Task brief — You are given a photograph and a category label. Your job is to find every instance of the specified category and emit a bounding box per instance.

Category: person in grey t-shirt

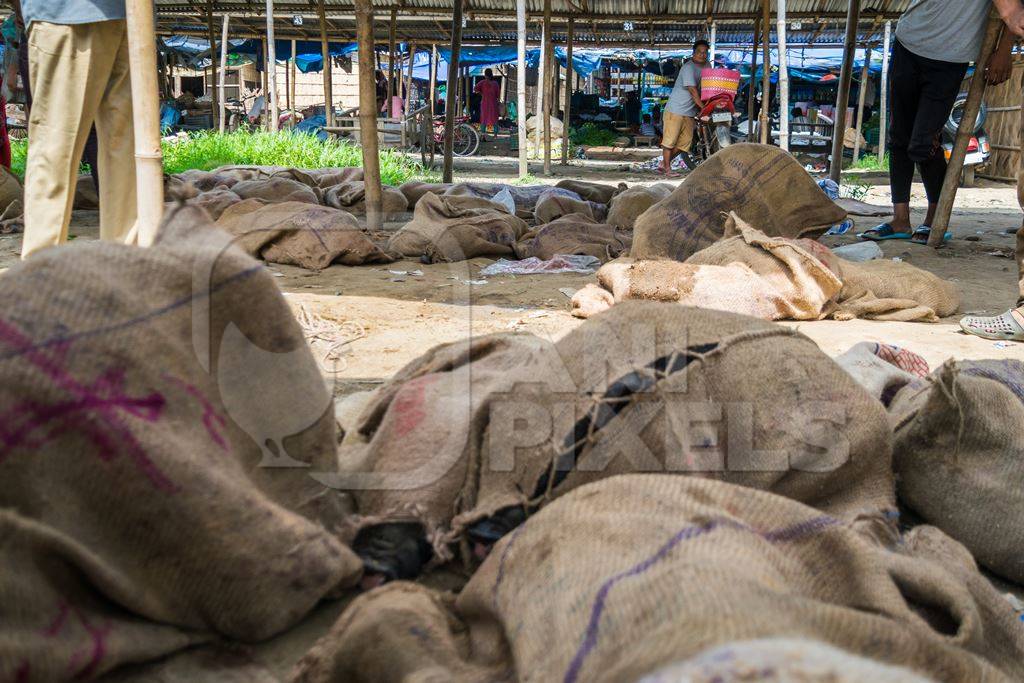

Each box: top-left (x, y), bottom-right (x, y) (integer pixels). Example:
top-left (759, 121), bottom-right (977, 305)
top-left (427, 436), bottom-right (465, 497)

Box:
top-left (860, 0), bottom-right (1021, 247)
top-left (19, 0), bottom-right (125, 26)
top-left (660, 40), bottom-right (708, 176)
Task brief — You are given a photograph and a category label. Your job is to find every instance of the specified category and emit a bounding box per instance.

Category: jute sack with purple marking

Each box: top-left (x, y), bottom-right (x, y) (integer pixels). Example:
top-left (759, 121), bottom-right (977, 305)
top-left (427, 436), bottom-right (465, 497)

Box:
top-left (513, 214), bottom-right (631, 262)
top-left (889, 359), bottom-right (1024, 584)
top-left (340, 301), bottom-right (895, 574)
top-left (0, 206), bottom-right (362, 681)
top-left (291, 476), bottom-right (1024, 683)
top-left (630, 143), bottom-right (847, 261)
top-left (216, 199), bottom-right (394, 270)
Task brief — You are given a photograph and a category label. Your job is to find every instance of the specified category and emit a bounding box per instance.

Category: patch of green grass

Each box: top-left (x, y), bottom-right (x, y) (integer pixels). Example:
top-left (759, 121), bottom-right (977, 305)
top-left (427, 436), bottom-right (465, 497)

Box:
top-left (9, 130), bottom-right (438, 186)
top-left (850, 153), bottom-right (889, 172)
top-left (569, 122), bottom-right (620, 147)
top-left (514, 174), bottom-right (539, 185)
top-left (841, 182), bottom-right (872, 202)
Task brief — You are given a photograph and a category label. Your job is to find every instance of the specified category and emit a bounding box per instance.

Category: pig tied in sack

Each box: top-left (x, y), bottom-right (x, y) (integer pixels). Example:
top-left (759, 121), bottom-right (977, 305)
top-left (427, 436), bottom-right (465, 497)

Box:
top-left (533, 190), bottom-right (607, 224)
top-left (334, 302), bottom-right (895, 582)
top-left (322, 181), bottom-right (409, 218)
top-left (0, 206), bottom-right (363, 682)
top-left (889, 359), bottom-right (1024, 585)
top-left (514, 213), bottom-right (631, 262)
top-left (292, 476), bottom-right (1024, 683)
top-left (216, 199), bottom-right (393, 270)
top-left (554, 179), bottom-right (627, 205)
top-left (387, 192), bottom-right (529, 262)
top-left (631, 143), bottom-right (848, 261)
top-left (605, 183), bottom-right (673, 231)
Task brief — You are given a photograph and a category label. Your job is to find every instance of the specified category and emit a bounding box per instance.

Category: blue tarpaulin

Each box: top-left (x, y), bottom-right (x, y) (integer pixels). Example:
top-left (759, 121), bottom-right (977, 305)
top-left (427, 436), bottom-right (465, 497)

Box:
top-left (160, 36), bottom-right (260, 70)
top-left (274, 40), bottom-right (358, 72)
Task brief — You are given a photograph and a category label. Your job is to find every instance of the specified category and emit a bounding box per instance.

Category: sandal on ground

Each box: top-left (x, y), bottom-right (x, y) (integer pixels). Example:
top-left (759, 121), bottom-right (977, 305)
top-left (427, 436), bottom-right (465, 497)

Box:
top-left (858, 223), bottom-right (911, 241)
top-left (910, 226), bottom-right (952, 245)
top-left (960, 308), bottom-right (1024, 342)
top-left (660, 170), bottom-right (682, 179)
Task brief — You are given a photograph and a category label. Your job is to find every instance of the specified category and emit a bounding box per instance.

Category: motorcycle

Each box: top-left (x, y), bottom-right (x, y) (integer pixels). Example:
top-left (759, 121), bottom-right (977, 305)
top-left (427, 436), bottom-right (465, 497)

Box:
top-left (691, 68), bottom-right (741, 166)
top-left (941, 93), bottom-right (990, 187)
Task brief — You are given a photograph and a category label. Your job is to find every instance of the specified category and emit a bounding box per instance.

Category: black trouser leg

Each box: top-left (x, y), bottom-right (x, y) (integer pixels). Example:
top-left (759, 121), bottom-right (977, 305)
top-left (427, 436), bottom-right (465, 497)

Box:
top-left (887, 41), bottom-right (920, 204)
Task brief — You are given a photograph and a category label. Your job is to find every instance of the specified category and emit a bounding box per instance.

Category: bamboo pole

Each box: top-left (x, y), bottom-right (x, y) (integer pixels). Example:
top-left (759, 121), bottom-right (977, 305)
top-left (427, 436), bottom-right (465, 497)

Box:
top-left (878, 20), bottom-right (891, 164)
top-left (710, 22), bottom-right (716, 63)
top-left (289, 39), bottom-right (297, 125)
top-left (542, 0), bottom-right (552, 175)
top-left (388, 9), bottom-right (397, 106)
top-left (429, 44), bottom-right (438, 118)
top-left (125, 0), bottom-right (164, 246)
top-left (562, 17), bottom-right (574, 165)
top-left (318, 0), bottom-right (334, 127)
top-left (354, 0), bottom-right (382, 230)
top-left (777, 0), bottom-right (789, 151)
top-left (852, 46), bottom-right (871, 163)
top-left (747, 18), bottom-right (759, 142)
top-left (535, 21), bottom-right (546, 153)
top-left (758, 0), bottom-right (770, 144)
top-left (828, 0), bottom-right (861, 182)
top-left (929, 15), bottom-right (1002, 247)
top-left (443, 0), bottom-right (464, 182)
top-left (261, 37), bottom-right (270, 130)
top-left (516, 0), bottom-right (528, 178)
top-left (206, 0), bottom-right (219, 130)
top-left (218, 14), bottom-right (230, 133)
top-left (403, 44), bottom-right (417, 148)
top-left (265, 0), bottom-right (279, 131)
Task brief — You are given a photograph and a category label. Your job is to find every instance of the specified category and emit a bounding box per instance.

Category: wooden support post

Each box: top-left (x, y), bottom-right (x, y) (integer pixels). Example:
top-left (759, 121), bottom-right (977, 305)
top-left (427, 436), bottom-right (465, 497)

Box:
top-left (354, 0), bottom-right (382, 230)
top-left (747, 18), bottom-right (759, 142)
top-left (290, 40), bottom-right (298, 124)
top-left (218, 14), bottom-right (229, 133)
top-left (710, 22), bottom-right (716, 63)
top-left (878, 20), bottom-right (891, 164)
top-left (542, 0), bottom-right (552, 175)
top-left (828, 0), bottom-right (861, 182)
top-left (265, 0), bottom-right (279, 131)
top-left (443, 0), bottom-right (464, 183)
top-left (429, 44), bottom-right (438, 118)
top-left (517, 0), bottom-right (528, 178)
top-left (388, 9), bottom-right (397, 105)
top-left (777, 0), bottom-right (789, 151)
top-left (535, 21), bottom-right (546, 153)
top-left (318, 0), bottom-right (334, 127)
top-left (206, 0), bottom-right (219, 130)
top-left (261, 37), bottom-right (270, 130)
top-left (125, 0), bottom-right (164, 246)
top-left (758, 0), bottom-right (770, 145)
top-left (852, 47), bottom-right (872, 163)
top-left (929, 15), bottom-right (1002, 247)
top-left (562, 18), bottom-right (574, 165)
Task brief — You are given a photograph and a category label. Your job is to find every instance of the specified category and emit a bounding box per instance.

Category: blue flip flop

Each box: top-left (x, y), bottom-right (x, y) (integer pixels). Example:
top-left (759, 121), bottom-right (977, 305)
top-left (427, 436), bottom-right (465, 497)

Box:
top-left (910, 226), bottom-right (952, 244)
top-left (857, 223), bottom-right (912, 241)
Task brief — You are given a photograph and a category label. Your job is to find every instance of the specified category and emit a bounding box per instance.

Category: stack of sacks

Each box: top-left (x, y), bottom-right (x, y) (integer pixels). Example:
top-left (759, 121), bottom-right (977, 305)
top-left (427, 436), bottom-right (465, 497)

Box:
top-left (0, 206), bottom-right (363, 681)
top-left (574, 213), bottom-right (960, 322)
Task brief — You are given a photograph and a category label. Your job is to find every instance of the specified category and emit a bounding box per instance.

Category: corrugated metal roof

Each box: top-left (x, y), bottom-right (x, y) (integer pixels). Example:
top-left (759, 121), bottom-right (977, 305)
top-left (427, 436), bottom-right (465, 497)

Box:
top-left (151, 1), bottom-right (911, 48)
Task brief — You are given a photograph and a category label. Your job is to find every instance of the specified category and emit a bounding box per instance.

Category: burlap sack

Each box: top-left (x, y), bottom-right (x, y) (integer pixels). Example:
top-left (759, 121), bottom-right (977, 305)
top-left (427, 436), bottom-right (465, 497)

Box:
top-left (534, 190), bottom-right (607, 224)
top-left (577, 214), bottom-right (842, 320)
top-left (834, 341), bottom-right (928, 405)
top-left (399, 181), bottom-right (453, 208)
top-left (889, 359), bottom-right (1024, 584)
top-left (293, 477), bottom-right (1024, 683)
top-left (387, 192), bottom-right (529, 262)
top-left (555, 179), bottom-right (627, 205)
top-left (73, 173), bottom-right (99, 210)
top-left (304, 167), bottom-right (363, 189)
top-left (340, 302), bottom-right (895, 577)
top-left (606, 183), bottom-right (673, 230)
top-left (0, 165), bottom-right (23, 216)
top-left (184, 188), bottom-right (244, 221)
top-left (631, 144), bottom-right (848, 261)
top-left (445, 183), bottom-right (567, 218)
top-left (216, 199), bottom-right (393, 270)
top-left (834, 259), bottom-right (961, 322)
top-left (230, 177), bottom-right (321, 205)
top-left (0, 206), bottom-right (362, 681)
top-left (322, 181), bottom-right (409, 217)
top-left (513, 213), bottom-right (630, 262)
top-left (211, 164), bottom-right (291, 183)
top-left (168, 169), bottom-right (239, 197)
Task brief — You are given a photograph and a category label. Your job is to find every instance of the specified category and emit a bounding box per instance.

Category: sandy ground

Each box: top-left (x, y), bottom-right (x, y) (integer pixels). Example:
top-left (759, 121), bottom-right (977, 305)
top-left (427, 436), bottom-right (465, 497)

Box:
top-left (1, 158), bottom-right (1021, 392)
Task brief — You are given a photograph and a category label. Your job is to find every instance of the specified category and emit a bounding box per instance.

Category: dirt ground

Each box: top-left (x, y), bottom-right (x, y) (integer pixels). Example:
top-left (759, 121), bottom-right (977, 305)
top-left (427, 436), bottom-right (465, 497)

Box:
top-left (1, 158), bottom-right (1021, 393)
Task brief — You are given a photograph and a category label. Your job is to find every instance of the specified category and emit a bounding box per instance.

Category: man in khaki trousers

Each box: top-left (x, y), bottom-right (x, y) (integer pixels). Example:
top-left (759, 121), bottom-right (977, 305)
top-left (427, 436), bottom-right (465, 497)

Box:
top-left (20, 1), bottom-right (136, 258)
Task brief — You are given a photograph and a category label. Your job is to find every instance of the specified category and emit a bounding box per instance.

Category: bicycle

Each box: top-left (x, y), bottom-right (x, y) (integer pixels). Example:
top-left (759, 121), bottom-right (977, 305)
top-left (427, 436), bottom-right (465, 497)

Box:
top-left (419, 114), bottom-right (480, 169)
